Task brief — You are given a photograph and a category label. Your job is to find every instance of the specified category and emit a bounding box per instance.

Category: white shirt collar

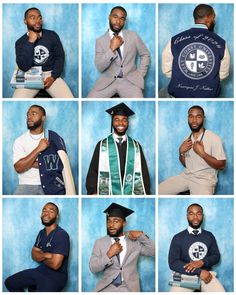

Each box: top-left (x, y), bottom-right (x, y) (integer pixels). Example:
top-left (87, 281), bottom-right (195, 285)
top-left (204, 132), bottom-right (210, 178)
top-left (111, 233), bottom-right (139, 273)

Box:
top-left (109, 29), bottom-right (124, 38)
top-left (187, 226), bottom-right (202, 235)
top-left (193, 23), bottom-right (208, 30)
top-left (111, 235), bottom-right (125, 242)
top-left (113, 133), bottom-right (127, 143)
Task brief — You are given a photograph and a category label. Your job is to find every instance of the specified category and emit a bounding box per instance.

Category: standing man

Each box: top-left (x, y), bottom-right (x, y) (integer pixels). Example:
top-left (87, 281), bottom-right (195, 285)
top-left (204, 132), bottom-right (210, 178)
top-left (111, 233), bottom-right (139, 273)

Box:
top-left (89, 203), bottom-right (155, 292)
top-left (86, 102), bottom-right (150, 195)
top-left (159, 105), bottom-right (226, 195)
top-left (13, 104), bottom-right (76, 195)
top-left (87, 6), bottom-right (150, 98)
top-left (162, 4), bottom-right (230, 98)
top-left (5, 202), bottom-right (70, 292)
top-left (168, 203), bottom-right (225, 292)
top-left (13, 7), bottom-right (74, 98)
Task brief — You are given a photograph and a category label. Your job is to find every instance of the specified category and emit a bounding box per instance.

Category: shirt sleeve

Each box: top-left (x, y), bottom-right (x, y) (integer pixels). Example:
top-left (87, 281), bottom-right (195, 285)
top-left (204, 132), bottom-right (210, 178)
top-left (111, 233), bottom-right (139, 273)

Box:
top-left (13, 137), bottom-right (26, 164)
top-left (211, 134), bottom-right (226, 160)
top-left (52, 230), bottom-right (70, 257)
top-left (219, 43), bottom-right (230, 80)
top-left (162, 40), bottom-right (173, 78)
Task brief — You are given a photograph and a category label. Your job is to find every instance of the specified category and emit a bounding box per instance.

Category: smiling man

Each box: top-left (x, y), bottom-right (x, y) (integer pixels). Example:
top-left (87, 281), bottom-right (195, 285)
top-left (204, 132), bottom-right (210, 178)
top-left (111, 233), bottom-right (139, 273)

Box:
top-left (13, 7), bottom-right (74, 98)
top-left (13, 104), bottom-right (75, 195)
top-left (159, 105), bottom-right (226, 195)
top-left (5, 202), bottom-right (70, 292)
top-left (87, 6), bottom-right (150, 98)
top-left (86, 102), bottom-right (150, 195)
top-left (168, 203), bottom-right (225, 292)
top-left (89, 203), bottom-right (155, 292)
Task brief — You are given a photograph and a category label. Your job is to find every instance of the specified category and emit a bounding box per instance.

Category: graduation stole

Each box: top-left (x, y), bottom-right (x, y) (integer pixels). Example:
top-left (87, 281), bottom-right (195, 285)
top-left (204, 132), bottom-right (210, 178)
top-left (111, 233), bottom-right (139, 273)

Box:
top-left (97, 134), bottom-right (146, 195)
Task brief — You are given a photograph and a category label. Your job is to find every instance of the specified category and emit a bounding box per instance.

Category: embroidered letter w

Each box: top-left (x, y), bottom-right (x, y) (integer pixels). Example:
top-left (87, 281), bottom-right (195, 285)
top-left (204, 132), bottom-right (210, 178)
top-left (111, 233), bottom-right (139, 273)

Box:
top-left (43, 154), bottom-right (59, 170)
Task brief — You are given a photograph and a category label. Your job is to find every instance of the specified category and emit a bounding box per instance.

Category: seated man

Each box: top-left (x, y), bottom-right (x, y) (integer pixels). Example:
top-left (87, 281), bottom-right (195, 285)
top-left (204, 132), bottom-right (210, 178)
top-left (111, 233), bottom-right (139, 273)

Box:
top-left (159, 105), bottom-right (226, 195)
top-left (5, 202), bottom-right (70, 292)
top-left (13, 7), bottom-right (74, 98)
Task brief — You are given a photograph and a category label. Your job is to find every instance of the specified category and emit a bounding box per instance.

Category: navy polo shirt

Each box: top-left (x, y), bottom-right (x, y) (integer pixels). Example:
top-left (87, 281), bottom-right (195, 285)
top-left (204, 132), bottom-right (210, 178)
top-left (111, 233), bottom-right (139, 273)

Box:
top-left (168, 25), bottom-right (225, 98)
top-left (38, 130), bottom-right (67, 195)
top-left (34, 226), bottom-right (70, 275)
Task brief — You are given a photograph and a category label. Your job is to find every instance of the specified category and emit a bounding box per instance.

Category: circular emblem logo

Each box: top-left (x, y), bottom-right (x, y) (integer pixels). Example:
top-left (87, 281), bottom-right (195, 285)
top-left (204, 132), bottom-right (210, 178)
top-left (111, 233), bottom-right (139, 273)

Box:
top-left (34, 45), bottom-right (49, 65)
top-left (178, 42), bottom-right (215, 80)
top-left (189, 242), bottom-right (208, 261)
top-left (125, 174), bottom-right (133, 182)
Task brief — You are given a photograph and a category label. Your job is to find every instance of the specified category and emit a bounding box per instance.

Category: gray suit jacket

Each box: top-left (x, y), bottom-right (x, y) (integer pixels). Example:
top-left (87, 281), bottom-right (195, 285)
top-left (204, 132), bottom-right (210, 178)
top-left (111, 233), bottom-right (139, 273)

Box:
top-left (93, 30), bottom-right (150, 91)
top-left (89, 234), bottom-right (155, 292)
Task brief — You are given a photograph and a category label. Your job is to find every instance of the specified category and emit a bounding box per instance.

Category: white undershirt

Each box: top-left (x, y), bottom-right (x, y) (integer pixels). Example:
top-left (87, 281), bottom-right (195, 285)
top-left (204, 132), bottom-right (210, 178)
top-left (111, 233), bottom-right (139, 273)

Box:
top-left (13, 130), bottom-right (44, 185)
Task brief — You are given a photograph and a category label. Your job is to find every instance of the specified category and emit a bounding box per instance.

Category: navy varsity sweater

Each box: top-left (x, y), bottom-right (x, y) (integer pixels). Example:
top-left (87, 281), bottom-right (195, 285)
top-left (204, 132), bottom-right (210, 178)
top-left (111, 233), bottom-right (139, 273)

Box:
top-left (15, 29), bottom-right (65, 79)
top-left (168, 26), bottom-right (225, 98)
top-left (168, 229), bottom-right (220, 276)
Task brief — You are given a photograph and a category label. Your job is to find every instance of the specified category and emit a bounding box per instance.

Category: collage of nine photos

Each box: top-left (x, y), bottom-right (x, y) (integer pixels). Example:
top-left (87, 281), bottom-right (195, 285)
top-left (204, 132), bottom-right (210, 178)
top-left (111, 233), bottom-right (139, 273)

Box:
top-left (0, 1), bottom-right (235, 293)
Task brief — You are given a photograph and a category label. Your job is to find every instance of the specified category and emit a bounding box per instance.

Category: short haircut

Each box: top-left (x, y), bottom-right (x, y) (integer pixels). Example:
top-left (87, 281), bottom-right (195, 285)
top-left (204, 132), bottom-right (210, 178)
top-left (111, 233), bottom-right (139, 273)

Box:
top-left (110, 6), bottom-right (127, 18)
top-left (193, 4), bottom-right (215, 21)
top-left (29, 105), bottom-right (46, 116)
top-left (24, 7), bottom-right (41, 19)
top-left (187, 203), bottom-right (203, 213)
top-left (45, 202), bottom-right (59, 214)
top-left (188, 105), bottom-right (205, 116)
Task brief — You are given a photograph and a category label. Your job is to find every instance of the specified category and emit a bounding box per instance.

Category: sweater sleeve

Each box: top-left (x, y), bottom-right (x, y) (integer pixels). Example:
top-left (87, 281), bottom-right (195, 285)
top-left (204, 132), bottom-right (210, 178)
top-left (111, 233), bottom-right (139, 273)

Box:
top-left (15, 38), bottom-right (35, 72)
top-left (51, 32), bottom-right (65, 79)
top-left (168, 235), bottom-right (201, 276)
top-left (202, 233), bottom-right (220, 268)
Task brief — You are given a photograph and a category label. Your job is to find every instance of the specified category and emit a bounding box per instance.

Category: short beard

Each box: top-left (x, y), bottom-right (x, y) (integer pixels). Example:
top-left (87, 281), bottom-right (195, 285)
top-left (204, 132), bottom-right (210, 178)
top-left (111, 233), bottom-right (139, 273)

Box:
top-left (188, 219), bottom-right (203, 229)
top-left (107, 226), bottom-right (123, 237)
top-left (27, 24), bottom-right (42, 33)
top-left (208, 22), bottom-right (215, 32)
top-left (188, 122), bottom-right (203, 133)
top-left (109, 20), bottom-right (124, 34)
top-left (41, 216), bottom-right (57, 227)
top-left (113, 126), bottom-right (128, 136)
top-left (27, 118), bottom-right (42, 130)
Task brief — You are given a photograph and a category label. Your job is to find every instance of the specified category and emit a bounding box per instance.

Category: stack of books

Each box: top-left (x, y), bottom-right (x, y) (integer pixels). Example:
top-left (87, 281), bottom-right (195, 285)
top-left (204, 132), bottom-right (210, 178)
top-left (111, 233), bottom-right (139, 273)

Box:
top-left (10, 66), bottom-right (44, 89)
top-left (169, 271), bottom-right (201, 290)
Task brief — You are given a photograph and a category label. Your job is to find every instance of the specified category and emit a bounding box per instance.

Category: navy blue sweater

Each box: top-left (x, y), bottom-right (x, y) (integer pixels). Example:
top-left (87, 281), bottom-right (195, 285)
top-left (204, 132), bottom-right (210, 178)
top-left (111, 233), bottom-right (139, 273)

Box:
top-left (15, 29), bottom-right (65, 79)
top-left (168, 229), bottom-right (220, 276)
top-left (168, 27), bottom-right (225, 98)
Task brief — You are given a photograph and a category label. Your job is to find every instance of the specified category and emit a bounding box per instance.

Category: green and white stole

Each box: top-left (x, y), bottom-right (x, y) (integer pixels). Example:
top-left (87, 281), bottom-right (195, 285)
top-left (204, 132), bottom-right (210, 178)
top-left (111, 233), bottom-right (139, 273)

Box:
top-left (97, 134), bottom-right (146, 195)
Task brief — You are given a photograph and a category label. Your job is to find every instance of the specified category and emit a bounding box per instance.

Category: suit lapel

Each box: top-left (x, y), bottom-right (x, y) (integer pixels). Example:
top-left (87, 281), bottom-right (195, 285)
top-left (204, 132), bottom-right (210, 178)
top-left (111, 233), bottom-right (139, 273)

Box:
top-left (122, 30), bottom-right (129, 62)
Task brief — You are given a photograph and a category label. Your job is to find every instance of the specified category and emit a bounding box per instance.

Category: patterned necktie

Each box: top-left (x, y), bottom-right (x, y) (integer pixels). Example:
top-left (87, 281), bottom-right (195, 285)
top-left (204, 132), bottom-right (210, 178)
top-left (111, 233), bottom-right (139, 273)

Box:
top-left (192, 229), bottom-right (199, 235)
top-left (113, 33), bottom-right (122, 60)
top-left (112, 237), bottom-right (122, 287)
top-left (117, 137), bottom-right (123, 146)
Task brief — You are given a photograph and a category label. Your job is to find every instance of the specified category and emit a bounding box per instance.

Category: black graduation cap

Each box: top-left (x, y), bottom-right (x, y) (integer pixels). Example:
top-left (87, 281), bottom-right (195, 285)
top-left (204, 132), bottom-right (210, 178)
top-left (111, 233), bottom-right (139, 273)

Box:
top-left (106, 103), bottom-right (135, 133)
top-left (104, 202), bottom-right (134, 220)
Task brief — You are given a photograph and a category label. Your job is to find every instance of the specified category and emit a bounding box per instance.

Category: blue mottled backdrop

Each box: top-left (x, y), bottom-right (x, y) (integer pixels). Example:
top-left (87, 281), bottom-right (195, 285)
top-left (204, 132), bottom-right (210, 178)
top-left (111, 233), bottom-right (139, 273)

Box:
top-left (3, 101), bottom-right (78, 194)
top-left (3, 4), bottom-right (78, 98)
top-left (82, 198), bottom-right (155, 291)
top-left (158, 198), bottom-right (234, 292)
top-left (158, 101), bottom-right (233, 195)
top-left (81, 101), bottom-right (156, 194)
top-left (82, 4), bottom-right (156, 98)
top-left (2, 198), bottom-right (78, 291)
top-left (158, 3), bottom-right (234, 98)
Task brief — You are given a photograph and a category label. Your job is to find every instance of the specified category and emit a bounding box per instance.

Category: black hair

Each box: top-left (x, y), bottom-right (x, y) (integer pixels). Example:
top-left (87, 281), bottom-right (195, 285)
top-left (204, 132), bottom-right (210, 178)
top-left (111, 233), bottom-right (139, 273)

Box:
top-left (29, 105), bottom-right (46, 116)
top-left (187, 203), bottom-right (203, 213)
top-left (45, 202), bottom-right (59, 214)
top-left (188, 105), bottom-right (205, 116)
top-left (24, 7), bottom-right (41, 19)
top-left (110, 6), bottom-right (127, 18)
top-left (193, 4), bottom-right (214, 21)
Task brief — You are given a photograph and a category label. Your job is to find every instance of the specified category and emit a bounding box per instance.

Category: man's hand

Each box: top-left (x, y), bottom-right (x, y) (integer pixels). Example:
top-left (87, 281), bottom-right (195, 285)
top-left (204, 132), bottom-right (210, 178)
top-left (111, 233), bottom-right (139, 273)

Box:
top-left (193, 141), bottom-right (205, 157)
top-left (44, 76), bottom-right (55, 89)
top-left (106, 241), bottom-right (123, 258)
top-left (37, 138), bottom-right (49, 152)
top-left (28, 30), bottom-right (40, 43)
top-left (128, 230), bottom-right (143, 240)
top-left (184, 260), bottom-right (204, 273)
top-left (200, 270), bottom-right (212, 284)
top-left (110, 36), bottom-right (124, 52)
top-left (179, 138), bottom-right (193, 155)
